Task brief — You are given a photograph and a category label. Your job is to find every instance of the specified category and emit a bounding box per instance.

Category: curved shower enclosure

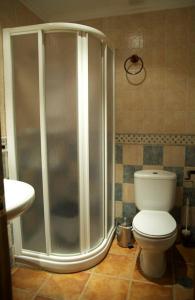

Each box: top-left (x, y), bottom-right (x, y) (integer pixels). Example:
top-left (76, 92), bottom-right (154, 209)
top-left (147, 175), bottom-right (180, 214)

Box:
top-left (3, 23), bottom-right (115, 272)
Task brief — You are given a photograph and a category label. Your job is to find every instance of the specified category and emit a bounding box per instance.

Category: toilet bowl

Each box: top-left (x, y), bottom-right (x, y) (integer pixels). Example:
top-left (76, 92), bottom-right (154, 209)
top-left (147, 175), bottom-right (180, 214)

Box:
top-left (132, 210), bottom-right (177, 278)
top-left (132, 170), bottom-right (177, 278)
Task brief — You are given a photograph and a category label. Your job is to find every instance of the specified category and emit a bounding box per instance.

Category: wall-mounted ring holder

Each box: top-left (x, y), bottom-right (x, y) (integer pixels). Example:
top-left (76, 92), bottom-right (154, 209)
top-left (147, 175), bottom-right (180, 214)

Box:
top-left (124, 54), bottom-right (146, 85)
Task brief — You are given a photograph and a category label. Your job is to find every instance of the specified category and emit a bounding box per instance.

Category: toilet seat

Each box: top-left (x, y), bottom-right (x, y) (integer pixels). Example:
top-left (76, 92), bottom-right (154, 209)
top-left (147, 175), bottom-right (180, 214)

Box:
top-left (132, 210), bottom-right (177, 239)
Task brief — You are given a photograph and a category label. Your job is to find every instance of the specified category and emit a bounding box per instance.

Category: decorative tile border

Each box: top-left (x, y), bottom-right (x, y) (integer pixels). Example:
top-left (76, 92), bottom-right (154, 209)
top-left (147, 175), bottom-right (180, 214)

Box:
top-left (3, 134), bottom-right (195, 147)
top-left (116, 134), bottom-right (195, 145)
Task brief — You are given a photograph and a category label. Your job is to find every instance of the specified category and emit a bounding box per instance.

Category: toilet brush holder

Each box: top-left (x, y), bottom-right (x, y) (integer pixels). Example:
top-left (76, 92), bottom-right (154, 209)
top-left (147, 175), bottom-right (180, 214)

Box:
top-left (181, 197), bottom-right (192, 247)
top-left (181, 227), bottom-right (192, 247)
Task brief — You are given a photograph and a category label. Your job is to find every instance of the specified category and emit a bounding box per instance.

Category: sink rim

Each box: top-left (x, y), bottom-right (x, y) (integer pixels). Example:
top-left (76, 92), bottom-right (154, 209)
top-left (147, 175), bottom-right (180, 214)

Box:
top-left (4, 179), bottom-right (35, 220)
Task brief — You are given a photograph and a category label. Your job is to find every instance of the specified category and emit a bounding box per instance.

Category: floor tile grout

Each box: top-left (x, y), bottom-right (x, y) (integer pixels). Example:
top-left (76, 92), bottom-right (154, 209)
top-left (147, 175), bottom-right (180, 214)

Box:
top-left (91, 271), bottom-right (131, 281)
top-left (78, 272), bottom-right (93, 300)
top-left (31, 273), bottom-right (53, 300)
top-left (126, 279), bottom-right (133, 300)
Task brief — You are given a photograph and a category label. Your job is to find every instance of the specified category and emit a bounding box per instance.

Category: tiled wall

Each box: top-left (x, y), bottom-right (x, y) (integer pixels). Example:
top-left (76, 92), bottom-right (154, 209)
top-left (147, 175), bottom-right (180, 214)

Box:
top-left (79, 8), bottom-right (195, 233)
top-left (79, 7), bottom-right (195, 135)
top-left (0, 0), bottom-right (42, 137)
top-left (115, 136), bottom-right (195, 232)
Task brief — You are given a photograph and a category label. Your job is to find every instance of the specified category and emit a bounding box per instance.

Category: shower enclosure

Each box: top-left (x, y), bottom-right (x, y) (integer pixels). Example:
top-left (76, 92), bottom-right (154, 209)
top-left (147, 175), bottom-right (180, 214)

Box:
top-left (3, 23), bottom-right (115, 272)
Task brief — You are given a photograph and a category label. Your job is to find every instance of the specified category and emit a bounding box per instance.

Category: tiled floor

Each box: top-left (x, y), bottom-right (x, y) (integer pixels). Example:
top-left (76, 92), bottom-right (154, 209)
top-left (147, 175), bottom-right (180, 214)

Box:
top-left (12, 239), bottom-right (195, 300)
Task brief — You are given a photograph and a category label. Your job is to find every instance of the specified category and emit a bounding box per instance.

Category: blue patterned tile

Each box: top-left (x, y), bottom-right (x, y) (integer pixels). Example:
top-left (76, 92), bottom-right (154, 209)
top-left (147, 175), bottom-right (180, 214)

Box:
top-left (123, 165), bottom-right (142, 183)
top-left (123, 202), bottom-right (137, 222)
top-left (143, 145), bottom-right (163, 165)
top-left (115, 183), bottom-right (122, 201)
top-left (164, 167), bottom-right (184, 187)
top-left (183, 188), bottom-right (195, 206)
top-left (185, 146), bottom-right (195, 166)
top-left (115, 144), bottom-right (123, 164)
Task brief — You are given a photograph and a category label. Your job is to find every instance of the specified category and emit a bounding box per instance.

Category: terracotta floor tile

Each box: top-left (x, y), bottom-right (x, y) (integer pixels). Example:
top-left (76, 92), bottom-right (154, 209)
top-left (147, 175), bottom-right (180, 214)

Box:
top-left (94, 253), bottom-right (135, 279)
top-left (174, 284), bottom-right (194, 300)
top-left (11, 240), bottom-right (195, 300)
top-left (38, 271), bottom-right (90, 300)
top-left (13, 288), bottom-right (35, 300)
top-left (34, 296), bottom-right (56, 300)
top-left (133, 255), bottom-right (173, 286)
top-left (128, 281), bottom-right (173, 300)
top-left (12, 268), bottom-right (50, 293)
top-left (109, 238), bottom-right (138, 257)
top-left (80, 274), bottom-right (129, 300)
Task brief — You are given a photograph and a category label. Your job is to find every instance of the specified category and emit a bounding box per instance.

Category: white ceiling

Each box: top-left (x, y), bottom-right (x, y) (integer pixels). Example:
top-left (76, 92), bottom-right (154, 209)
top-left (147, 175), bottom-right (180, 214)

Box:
top-left (19, 0), bottom-right (195, 22)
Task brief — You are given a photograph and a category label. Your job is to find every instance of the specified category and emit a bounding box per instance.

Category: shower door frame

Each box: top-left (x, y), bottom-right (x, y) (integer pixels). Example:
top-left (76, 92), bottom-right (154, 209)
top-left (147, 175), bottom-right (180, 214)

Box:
top-left (3, 23), bottom-right (115, 272)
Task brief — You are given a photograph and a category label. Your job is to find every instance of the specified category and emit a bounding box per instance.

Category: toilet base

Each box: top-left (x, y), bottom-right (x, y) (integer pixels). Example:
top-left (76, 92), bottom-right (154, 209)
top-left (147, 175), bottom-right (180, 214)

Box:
top-left (140, 249), bottom-right (166, 278)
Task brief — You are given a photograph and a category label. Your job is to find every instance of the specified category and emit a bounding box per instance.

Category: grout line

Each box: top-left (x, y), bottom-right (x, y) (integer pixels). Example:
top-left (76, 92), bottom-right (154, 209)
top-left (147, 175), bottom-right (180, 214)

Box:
top-left (12, 287), bottom-right (33, 294)
top-left (126, 279), bottom-right (133, 300)
top-left (107, 252), bottom-right (138, 257)
top-left (91, 272), bottom-right (131, 281)
top-left (78, 272), bottom-right (93, 300)
top-left (126, 244), bottom-right (140, 300)
top-left (109, 248), bottom-right (138, 255)
top-left (31, 273), bottom-right (53, 300)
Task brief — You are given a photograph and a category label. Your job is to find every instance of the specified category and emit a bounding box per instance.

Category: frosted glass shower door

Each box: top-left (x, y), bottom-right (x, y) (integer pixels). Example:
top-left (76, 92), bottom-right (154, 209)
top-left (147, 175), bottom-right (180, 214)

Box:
top-left (88, 36), bottom-right (104, 248)
top-left (45, 33), bottom-right (79, 254)
top-left (107, 47), bottom-right (114, 233)
top-left (11, 34), bottom-right (46, 252)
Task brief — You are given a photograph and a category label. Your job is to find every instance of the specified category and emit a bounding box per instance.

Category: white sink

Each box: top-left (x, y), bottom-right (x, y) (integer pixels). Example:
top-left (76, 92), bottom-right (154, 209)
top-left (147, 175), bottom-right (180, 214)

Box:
top-left (4, 179), bottom-right (35, 220)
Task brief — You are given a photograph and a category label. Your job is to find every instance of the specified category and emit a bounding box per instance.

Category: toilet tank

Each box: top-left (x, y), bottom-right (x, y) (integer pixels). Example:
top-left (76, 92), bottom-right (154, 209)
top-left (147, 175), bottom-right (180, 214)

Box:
top-left (134, 170), bottom-right (176, 211)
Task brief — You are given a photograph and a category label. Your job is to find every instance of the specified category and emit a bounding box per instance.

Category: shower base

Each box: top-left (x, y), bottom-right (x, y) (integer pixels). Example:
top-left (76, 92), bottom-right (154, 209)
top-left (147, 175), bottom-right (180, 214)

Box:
top-left (14, 228), bottom-right (115, 273)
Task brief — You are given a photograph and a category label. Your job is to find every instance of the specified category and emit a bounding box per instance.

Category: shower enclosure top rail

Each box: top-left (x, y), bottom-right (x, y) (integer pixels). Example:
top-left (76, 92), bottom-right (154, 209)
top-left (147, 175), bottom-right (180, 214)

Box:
top-left (3, 22), bottom-right (106, 41)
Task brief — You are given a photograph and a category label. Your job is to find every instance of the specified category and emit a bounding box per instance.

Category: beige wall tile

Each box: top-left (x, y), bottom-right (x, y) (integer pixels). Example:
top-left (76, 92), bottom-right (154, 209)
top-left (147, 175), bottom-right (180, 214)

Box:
top-left (93, 8), bottom-right (194, 135)
top-left (186, 79), bottom-right (195, 111)
top-left (142, 88), bottom-right (165, 111)
top-left (116, 110), bottom-right (144, 133)
top-left (115, 164), bottom-right (123, 183)
top-left (164, 111), bottom-right (186, 134)
top-left (123, 183), bottom-right (134, 203)
top-left (116, 89), bottom-right (144, 112)
top-left (143, 165), bottom-right (163, 170)
top-left (123, 144), bottom-right (143, 165)
top-left (143, 111), bottom-right (165, 134)
top-left (185, 111), bottom-right (195, 134)
top-left (115, 201), bottom-right (122, 218)
top-left (163, 146), bottom-right (185, 167)
top-left (164, 88), bottom-right (187, 111)
top-left (145, 67), bottom-right (165, 89)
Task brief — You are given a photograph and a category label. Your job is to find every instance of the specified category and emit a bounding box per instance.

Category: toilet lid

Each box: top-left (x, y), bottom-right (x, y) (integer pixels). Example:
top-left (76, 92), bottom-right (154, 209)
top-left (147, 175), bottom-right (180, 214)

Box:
top-left (132, 210), bottom-right (177, 238)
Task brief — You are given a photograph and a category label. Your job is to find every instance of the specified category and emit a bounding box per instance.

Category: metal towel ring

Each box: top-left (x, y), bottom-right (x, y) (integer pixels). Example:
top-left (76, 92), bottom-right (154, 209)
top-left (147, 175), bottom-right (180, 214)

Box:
top-left (124, 54), bottom-right (143, 75)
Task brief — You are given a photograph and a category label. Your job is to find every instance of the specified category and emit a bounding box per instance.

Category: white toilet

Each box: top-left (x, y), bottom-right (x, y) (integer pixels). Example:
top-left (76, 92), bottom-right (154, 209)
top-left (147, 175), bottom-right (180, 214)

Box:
top-left (132, 170), bottom-right (177, 278)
